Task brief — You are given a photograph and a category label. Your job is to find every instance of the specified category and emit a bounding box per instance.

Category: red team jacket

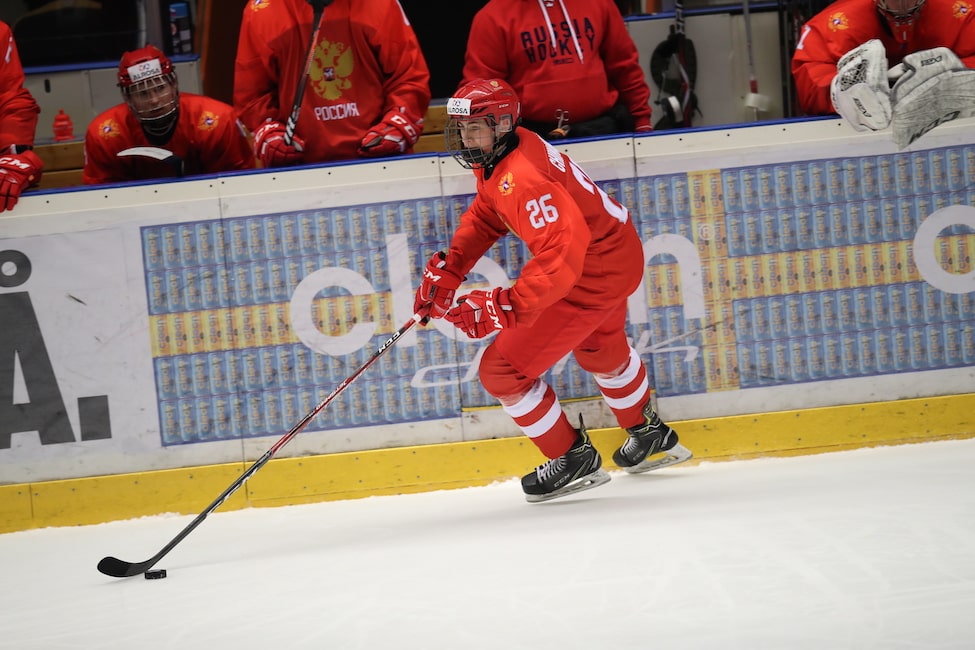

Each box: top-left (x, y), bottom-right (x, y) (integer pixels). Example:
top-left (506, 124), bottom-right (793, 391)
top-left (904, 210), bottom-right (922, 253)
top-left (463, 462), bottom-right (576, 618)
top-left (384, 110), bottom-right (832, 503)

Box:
top-left (444, 127), bottom-right (644, 327)
top-left (234, 0), bottom-right (431, 163)
top-left (792, 0), bottom-right (975, 115)
top-left (82, 94), bottom-right (254, 184)
top-left (0, 21), bottom-right (40, 151)
top-left (461, 0), bottom-right (651, 129)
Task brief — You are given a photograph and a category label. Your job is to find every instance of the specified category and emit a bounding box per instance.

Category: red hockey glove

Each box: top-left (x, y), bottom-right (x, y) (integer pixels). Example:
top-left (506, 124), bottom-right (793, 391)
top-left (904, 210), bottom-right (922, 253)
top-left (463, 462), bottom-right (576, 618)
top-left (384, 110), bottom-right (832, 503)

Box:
top-left (413, 251), bottom-right (464, 320)
top-left (358, 107), bottom-right (423, 157)
top-left (445, 288), bottom-right (515, 339)
top-left (253, 121), bottom-right (305, 168)
top-left (0, 149), bottom-right (43, 212)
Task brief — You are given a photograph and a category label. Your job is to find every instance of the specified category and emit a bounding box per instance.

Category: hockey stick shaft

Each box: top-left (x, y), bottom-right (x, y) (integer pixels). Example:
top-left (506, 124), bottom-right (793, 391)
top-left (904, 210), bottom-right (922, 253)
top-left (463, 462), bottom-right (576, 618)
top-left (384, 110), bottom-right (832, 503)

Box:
top-left (283, 0), bottom-right (330, 147)
top-left (97, 311), bottom-right (425, 578)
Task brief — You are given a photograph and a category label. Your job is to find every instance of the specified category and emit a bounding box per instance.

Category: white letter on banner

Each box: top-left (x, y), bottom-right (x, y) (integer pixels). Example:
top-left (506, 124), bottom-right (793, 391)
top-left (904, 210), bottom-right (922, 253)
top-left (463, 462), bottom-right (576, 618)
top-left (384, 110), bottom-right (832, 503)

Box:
top-left (912, 205), bottom-right (975, 294)
top-left (628, 233), bottom-right (706, 322)
top-left (290, 267), bottom-right (376, 355)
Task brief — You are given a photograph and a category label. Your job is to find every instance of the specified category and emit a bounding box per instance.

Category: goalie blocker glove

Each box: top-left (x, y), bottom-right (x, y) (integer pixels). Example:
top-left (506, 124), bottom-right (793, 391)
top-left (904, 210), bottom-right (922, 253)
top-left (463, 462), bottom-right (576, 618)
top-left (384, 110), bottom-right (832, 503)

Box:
top-left (888, 47), bottom-right (975, 149)
top-left (359, 107), bottom-right (423, 157)
top-left (830, 39), bottom-right (892, 132)
top-left (0, 149), bottom-right (43, 212)
top-left (253, 121), bottom-right (305, 168)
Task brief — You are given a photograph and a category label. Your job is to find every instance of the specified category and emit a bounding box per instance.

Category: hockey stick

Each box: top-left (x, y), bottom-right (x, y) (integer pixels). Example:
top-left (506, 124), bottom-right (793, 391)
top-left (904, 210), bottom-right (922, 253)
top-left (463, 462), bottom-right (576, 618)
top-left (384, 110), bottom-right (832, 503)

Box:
top-left (117, 146), bottom-right (184, 177)
top-left (742, 0), bottom-right (770, 120)
top-left (97, 310), bottom-right (426, 578)
top-left (283, 0), bottom-right (332, 147)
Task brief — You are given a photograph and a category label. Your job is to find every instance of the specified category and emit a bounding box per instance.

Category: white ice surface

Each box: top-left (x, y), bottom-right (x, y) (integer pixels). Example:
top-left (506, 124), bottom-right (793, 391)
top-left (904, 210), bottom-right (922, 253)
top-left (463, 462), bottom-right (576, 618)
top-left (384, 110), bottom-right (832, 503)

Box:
top-left (2, 438), bottom-right (974, 650)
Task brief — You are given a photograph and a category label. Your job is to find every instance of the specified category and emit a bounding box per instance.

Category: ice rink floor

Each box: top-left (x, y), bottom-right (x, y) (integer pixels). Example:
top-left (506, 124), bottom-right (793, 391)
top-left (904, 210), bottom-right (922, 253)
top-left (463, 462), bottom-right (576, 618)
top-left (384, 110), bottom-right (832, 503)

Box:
top-left (3, 437), bottom-right (975, 650)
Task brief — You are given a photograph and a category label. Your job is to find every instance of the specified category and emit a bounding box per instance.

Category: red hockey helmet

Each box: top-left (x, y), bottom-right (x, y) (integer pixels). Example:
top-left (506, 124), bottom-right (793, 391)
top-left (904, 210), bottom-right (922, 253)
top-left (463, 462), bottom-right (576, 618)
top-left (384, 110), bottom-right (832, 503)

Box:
top-left (117, 45), bottom-right (180, 137)
top-left (445, 79), bottom-right (521, 169)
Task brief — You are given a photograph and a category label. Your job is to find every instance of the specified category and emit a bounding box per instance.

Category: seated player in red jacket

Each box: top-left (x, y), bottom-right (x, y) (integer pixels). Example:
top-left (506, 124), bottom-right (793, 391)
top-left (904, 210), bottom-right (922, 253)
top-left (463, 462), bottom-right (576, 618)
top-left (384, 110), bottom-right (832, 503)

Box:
top-left (83, 45), bottom-right (254, 184)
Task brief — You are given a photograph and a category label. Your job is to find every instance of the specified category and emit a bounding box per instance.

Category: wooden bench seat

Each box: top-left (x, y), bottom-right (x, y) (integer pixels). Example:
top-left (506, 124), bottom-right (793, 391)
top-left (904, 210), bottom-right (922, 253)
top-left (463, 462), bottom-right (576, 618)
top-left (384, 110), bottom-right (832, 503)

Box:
top-left (32, 103), bottom-right (450, 191)
top-left (34, 139), bottom-right (85, 190)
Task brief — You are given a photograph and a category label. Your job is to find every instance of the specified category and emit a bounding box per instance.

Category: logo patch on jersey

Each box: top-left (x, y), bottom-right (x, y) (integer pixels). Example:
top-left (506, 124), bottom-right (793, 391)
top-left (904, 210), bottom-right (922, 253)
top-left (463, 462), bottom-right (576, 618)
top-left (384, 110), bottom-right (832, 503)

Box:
top-left (952, 0), bottom-right (971, 18)
top-left (248, 0), bottom-right (270, 11)
top-left (827, 12), bottom-right (849, 31)
top-left (197, 111), bottom-right (220, 131)
top-left (98, 118), bottom-right (122, 139)
top-left (497, 172), bottom-right (515, 196)
top-left (311, 39), bottom-right (354, 101)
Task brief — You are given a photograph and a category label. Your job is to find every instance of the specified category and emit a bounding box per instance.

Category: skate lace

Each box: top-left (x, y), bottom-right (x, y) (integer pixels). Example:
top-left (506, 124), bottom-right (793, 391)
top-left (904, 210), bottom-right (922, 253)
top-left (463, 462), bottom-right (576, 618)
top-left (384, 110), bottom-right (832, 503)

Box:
top-left (536, 455), bottom-right (567, 481)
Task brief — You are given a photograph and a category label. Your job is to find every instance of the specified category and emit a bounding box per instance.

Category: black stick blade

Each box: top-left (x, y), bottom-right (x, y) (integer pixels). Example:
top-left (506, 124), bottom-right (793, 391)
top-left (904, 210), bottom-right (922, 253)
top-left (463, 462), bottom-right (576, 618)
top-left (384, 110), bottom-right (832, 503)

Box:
top-left (98, 556), bottom-right (155, 578)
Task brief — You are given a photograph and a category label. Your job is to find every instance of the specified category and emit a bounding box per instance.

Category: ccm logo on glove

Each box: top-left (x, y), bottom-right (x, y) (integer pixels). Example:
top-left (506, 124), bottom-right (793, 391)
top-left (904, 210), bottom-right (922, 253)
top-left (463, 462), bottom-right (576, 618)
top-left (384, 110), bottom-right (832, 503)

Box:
top-left (0, 149), bottom-right (43, 212)
top-left (359, 107), bottom-right (423, 157)
top-left (445, 287), bottom-right (515, 339)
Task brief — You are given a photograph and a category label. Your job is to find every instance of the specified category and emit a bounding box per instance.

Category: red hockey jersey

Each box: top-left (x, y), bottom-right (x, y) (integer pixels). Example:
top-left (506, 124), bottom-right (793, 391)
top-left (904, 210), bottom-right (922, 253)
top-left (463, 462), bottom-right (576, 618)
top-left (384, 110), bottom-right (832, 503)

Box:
top-left (234, 0), bottom-right (431, 163)
top-left (792, 0), bottom-right (975, 115)
top-left (82, 94), bottom-right (254, 184)
top-left (461, 0), bottom-right (651, 129)
top-left (0, 21), bottom-right (40, 151)
top-left (445, 127), bottom-right (644, 326)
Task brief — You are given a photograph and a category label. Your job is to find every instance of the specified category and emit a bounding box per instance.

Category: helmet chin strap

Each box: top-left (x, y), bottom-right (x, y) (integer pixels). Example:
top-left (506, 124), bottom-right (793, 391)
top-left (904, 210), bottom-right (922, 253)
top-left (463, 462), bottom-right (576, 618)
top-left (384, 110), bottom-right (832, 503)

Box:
top-left (141, 108), bottom-right (180, 144)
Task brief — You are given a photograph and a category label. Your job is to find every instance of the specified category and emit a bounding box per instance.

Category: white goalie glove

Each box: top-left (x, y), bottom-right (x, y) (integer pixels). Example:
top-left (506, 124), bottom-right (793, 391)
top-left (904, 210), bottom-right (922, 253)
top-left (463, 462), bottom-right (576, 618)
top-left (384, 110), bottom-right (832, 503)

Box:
top-left (888, 47), bottom-right (975, 148)
top-left (830, 39), bottom-right (893, 132)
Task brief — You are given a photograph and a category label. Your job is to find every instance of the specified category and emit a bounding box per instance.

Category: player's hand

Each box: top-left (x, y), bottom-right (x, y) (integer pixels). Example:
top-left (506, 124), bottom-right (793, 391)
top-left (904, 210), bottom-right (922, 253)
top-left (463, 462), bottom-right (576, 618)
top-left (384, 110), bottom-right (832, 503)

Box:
top-left (634, 118), bottom-right (653, 132)
top-left (413, 251), bottom-right (464, 320)
top-left (358, 107), bottom-right (423, 157)
top-left (0, 149), bottom-right (43, 212)
top-left (253, 121), bottom-right (305, 168)
top-left (445, 288), bottom-right (515, 339)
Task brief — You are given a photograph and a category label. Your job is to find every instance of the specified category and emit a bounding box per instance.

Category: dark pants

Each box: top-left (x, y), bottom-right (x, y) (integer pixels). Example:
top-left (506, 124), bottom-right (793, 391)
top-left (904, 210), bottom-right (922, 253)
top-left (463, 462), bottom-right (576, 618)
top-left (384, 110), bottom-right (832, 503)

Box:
top-left (521, 103), bottom-right (636, 140)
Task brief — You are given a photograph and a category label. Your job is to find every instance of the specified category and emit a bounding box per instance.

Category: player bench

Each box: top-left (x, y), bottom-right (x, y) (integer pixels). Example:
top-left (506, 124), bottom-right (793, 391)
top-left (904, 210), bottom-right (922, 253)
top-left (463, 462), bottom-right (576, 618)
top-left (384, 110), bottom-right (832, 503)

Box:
top-left (32, 103), bottom-right (450, 191)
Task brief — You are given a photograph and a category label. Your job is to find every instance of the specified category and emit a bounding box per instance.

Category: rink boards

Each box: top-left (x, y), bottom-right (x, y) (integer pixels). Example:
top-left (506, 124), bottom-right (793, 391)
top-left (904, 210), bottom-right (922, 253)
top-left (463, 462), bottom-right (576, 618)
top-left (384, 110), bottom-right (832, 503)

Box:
top-left (1, 116), bottom-right (974, 531)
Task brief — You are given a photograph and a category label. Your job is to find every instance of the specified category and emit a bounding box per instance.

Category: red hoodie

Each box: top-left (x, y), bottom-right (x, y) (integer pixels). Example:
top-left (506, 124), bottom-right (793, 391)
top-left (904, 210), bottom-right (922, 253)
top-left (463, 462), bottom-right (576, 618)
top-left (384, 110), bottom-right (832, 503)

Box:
top-left (234, 0), bottom-right (431, 163)
top-left (461, 0), bottom-right (652, 129)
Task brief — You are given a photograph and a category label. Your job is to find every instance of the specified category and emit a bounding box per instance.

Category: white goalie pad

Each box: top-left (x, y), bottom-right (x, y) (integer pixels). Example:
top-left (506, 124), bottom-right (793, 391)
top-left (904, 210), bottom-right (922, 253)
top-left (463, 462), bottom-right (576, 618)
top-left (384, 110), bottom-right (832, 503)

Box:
top-left (889, 47), bottom-right (968, 100)
top-left (830, 39), bottom-right (892, 131)
top-left (890, 67), bottom-right (975, 148)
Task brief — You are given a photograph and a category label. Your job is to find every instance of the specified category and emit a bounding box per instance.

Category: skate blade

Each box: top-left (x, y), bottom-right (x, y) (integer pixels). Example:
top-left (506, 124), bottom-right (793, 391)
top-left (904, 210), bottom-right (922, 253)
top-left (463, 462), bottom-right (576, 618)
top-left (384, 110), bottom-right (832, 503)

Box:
top-left (623, 443), bottom-right (693, 474)
top-left (524, 469), bottom-right (612, 503)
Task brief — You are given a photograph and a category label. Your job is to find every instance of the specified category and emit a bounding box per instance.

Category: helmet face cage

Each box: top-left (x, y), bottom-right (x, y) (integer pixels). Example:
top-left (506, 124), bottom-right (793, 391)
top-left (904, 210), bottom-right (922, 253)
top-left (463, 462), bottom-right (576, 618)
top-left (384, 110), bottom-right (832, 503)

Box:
top-left (118, 47), bottom-right (180, 137)
top-left (444, 79), bottom-right (520, 170)
top-left (444, 116), bottom-right (510, 169)
top-left (876, 0), bottom-right (926, 23)
top-left (122, 72), bottom-right (180, 136)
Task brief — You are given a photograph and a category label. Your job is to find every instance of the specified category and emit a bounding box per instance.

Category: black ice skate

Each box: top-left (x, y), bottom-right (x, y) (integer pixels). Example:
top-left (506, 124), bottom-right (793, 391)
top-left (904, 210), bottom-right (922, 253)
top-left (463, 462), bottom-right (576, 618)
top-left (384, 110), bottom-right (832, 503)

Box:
top-left (612, 402), bottom-right (692, 474)
top-left (521, 415), bottom-right (611, 503)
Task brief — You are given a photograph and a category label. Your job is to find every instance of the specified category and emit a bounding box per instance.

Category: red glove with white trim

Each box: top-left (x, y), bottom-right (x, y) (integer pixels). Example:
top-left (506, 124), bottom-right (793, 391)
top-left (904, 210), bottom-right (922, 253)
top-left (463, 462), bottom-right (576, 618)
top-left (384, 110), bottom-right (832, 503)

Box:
top-left (0, 149), bottom-right (43, 212)
top-left (358, 107), bottom-right (423, 157)
top-left (445, 287), bottom-right (515, 339)
top-left (413, 251), bottom-right (464, 320)
top-left (253, 121), bottom-right (305, 168)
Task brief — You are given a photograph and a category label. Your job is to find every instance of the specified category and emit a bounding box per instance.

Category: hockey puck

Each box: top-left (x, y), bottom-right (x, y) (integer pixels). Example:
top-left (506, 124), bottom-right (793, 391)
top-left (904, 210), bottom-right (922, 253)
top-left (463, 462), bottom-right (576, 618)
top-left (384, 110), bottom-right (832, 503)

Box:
top-left (144, 569), bottom-right (167, 580)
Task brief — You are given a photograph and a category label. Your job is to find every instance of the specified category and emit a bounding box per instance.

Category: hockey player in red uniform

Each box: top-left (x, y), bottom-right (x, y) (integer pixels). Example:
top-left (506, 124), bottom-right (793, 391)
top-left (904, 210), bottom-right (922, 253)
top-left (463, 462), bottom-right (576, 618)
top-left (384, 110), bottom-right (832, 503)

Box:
top-left (413, 79), bottom-right (691, 502)
top-left (792, 0), bottom-right (975, 146)
top-left (460, 0), bottom-right (652, 139)
top-left (234, 0), bottom-right (431, 167)
top-left (83, 45), bottom-right (254, 185)
top-left (0, 20), bottom-right (43, 212)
